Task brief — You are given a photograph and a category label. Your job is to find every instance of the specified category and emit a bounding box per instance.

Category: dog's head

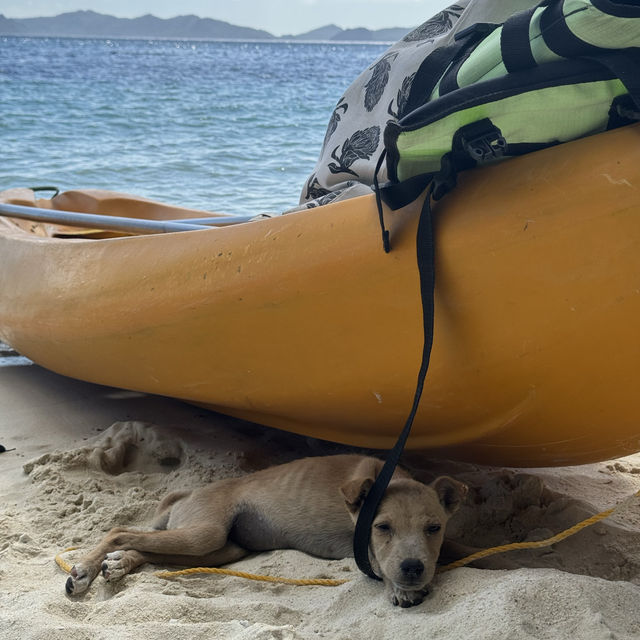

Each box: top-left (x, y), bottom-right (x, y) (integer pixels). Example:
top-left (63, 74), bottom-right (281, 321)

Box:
top-left (340, 474), bottom-right (467, 607)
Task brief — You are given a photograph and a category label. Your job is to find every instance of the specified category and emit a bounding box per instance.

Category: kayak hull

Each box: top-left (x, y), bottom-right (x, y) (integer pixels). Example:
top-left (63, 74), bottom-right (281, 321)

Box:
top-left (1, 125), bottom-right (640, 467)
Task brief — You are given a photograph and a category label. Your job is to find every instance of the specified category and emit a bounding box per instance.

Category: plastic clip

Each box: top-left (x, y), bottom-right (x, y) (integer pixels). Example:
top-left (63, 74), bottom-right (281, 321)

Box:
top-left (458, 119), bottom-right (507, 163)
top-left (462, 129), bottom-right (507, 163)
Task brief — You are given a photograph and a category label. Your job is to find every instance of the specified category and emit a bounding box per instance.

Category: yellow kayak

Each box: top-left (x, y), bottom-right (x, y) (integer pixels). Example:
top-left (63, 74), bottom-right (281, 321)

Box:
top-left (1, 124), bottom-right (639, 467)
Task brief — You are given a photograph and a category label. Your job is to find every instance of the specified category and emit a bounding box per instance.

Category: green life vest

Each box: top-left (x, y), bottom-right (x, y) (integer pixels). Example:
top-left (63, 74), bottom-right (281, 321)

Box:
top-left (382, 0), bottom-right (640, 201)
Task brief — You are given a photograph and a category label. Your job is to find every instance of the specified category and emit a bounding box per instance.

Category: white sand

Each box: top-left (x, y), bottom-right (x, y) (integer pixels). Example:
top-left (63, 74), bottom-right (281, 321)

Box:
top-left (2, 355), bottom-right (640, 640)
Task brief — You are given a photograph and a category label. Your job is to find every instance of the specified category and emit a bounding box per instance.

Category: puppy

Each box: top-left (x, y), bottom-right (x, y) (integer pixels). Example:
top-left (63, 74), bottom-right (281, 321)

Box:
top-left (65, 454), bottom-right (466, 607)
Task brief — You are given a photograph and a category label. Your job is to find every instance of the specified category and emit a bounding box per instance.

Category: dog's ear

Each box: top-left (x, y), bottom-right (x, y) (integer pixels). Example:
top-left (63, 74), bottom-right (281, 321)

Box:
top-left (430, 476), bottom-right (467, 515)
top-left (340, 476), bottom-right (374, 514)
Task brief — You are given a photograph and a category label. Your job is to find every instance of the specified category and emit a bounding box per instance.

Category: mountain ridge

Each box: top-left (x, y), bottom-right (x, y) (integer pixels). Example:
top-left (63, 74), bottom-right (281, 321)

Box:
top-left (0, 11), bottom-right (411, 42)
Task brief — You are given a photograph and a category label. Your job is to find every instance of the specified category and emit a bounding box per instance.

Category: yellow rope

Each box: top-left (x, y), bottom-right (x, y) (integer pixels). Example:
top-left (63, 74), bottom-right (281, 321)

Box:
top-left (55, 489), bottom-right (640, 586)
top-left (438, 489), bottom-right (640, 573)
top-left (54, 546), bottom-right (346, 587)
top-left (155, 567), bottom-right (348, 586)
top-left (55, 546), bottom-right (77, 573)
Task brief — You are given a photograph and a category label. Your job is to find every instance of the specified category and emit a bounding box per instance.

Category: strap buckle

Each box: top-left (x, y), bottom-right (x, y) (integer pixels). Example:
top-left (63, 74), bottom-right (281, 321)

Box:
top-left (457, 119), bottom-right (507, 163)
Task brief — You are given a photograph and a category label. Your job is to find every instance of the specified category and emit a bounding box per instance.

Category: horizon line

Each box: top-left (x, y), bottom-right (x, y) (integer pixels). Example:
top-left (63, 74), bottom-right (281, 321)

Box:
top-left (0, 10), bottom-right (415, 39)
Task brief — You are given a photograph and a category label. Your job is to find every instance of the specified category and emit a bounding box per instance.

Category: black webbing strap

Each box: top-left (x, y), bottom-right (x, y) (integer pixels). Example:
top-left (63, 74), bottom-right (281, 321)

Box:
top-left (539, 0), bottom-right (614, 58)
top-left (403, 25), bottom-right (500, 125)
top-left (404, 44), bottom-right (463, 118)
top-left (590, 50), bottom-right (640, 110)
top-left (500, 6), bottom-right (539, 73)
top-left (438, 23), bottom-right (500, 96)
top-left (591, 0), bottom-right (640, 18)
top-left (354, 184), bottom-right (436, 579)
top-left (538, 1), bottom-right (640, 109)
top-left (373, 151), bottom-right (391, 253)
top-left (379, 173), bottom-right (434, 212)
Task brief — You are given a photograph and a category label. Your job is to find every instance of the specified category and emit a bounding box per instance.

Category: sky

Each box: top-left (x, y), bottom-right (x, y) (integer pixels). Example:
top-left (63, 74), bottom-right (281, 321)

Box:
top-left (1, 0), bottom-right (455, 36)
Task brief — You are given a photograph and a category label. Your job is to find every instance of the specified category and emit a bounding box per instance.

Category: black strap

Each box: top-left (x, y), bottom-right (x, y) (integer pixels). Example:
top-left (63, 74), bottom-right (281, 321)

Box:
top-left (373, 151), bottom-right (391, 253)
top-left (438, 23), bottom-right (500, 96)
top-left (354, 184), bottom-right (436, 579)
top-left (591, 0), bottom-right (640, 19)
top-left (359, 3), bottom-right (640, 577)
top-left (590, 49), bottom-right (640, 111)
top-left (403, 25), bottom-right (500, 123)
top-left (379, 173), bottom-right (434, 212)
top-left (536, 0), bottom-right (640, 109)
top-left (404, 44), bottom-right (463, 117)
top-left (608, 93), bottom-right (640, 129)
top-left (538, 0), bottom-right (640, 109)
top-left (500, 6), bottom-right (538, 73)
top-left (539, 0), bottom-right (610, 58)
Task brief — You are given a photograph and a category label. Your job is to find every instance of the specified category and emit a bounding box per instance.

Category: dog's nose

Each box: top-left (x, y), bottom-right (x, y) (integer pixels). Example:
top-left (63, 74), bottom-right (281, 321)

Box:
top-left (400, 558), bottom-right (425, 579)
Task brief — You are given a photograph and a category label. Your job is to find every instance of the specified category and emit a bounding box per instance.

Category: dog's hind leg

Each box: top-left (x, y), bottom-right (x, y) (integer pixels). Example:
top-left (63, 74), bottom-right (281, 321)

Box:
top-left (66, 523), bottom-right (232, 595)
top-left (103, 524), bottom-right (231, 555)
top-left (100, 541), bottom-right (248, 583)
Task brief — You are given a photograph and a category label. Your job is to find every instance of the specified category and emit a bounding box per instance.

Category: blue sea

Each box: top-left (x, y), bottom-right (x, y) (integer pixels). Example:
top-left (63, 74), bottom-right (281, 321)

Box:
top-left (0, 37), bottom-right (389, 215)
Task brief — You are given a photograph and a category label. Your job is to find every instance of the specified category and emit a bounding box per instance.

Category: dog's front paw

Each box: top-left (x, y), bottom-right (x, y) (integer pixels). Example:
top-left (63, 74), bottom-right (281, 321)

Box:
top-left (101, 550), bottom-right (128, 582)
top-left (390, 584), bottom-right (429, 608)
top-left (65, 563), bottom-right (95, 595)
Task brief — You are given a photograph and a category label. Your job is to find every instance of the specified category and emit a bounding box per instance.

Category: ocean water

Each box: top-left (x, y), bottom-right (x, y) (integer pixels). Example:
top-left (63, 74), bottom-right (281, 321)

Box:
top-left (0, 37), bottom-right (388, 215)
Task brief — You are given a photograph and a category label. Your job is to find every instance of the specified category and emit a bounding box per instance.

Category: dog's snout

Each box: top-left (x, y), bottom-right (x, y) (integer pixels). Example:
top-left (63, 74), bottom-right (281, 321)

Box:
top-left (400, 558), bottom-right (425, 579)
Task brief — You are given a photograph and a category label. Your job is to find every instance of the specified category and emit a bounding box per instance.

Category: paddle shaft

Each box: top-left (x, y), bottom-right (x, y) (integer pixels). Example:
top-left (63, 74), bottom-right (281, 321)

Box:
top-left (0, 203), bottom-right (257, 234)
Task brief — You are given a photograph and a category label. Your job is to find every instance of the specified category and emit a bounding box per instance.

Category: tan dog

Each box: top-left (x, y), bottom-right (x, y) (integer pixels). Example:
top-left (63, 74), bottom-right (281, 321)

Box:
top-left (65, 454), bottom-right (466, 607)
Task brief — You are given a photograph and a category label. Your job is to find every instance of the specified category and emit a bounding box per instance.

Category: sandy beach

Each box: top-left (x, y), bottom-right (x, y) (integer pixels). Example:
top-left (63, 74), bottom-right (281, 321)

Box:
top-left (2, 353), bottom-right (640, 640)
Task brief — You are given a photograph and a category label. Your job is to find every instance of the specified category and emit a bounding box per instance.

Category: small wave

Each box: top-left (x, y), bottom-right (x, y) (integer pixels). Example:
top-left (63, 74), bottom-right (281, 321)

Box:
top-left (1, 39), bottom-right (386, 214)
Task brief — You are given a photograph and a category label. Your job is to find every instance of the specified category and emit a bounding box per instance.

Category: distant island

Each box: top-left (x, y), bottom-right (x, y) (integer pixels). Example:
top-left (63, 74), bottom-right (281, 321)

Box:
top-left (0, 11), bottom-right (412, 42)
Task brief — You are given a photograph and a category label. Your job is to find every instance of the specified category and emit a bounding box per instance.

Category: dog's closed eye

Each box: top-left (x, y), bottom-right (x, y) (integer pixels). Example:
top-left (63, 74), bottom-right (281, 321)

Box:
top-left (425, 523), bottom-right (441, 535)
top-left (375, 522), bottom-right (392, 533)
